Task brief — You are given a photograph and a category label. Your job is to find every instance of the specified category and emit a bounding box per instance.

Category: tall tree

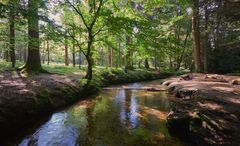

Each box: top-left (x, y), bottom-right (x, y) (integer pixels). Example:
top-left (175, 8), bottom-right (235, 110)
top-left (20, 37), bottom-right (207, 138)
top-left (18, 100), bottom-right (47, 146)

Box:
top-left (192, 0), bottom-right (201, 72)
top-left (9, 1), bottom-right (15, 68)
top-left (72, 29), bottom-right (76, 67)
top-left (203, 1), bottom-right (209, 73)
top-left (22, 0), bottom-right (43, 72)
top-left (64, 34), bottom-right (69, 66)
top-left (125, 35), bottom-right (133, 70)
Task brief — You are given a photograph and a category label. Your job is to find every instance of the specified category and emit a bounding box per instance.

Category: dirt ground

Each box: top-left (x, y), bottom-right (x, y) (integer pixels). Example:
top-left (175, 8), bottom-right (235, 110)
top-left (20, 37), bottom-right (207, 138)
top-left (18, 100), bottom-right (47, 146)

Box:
top-left (163, 73), bottom-right (240, 146)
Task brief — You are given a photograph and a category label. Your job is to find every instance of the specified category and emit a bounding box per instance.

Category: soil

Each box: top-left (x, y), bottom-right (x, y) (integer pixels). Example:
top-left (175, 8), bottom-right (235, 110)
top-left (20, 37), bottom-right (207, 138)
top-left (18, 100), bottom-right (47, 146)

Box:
top-left (163, 73), bottom-right (240, 146)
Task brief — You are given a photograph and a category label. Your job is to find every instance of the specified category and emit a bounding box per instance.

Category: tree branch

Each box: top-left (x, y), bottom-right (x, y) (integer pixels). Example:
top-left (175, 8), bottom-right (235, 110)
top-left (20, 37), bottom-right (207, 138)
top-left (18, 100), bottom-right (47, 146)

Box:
top-left (65, 0), bottom-right (90, 30)
top-left (89, 0), bottom-right (103, 30)
top-left (66, 30), bottom-right (87, 57)
top-left (93, 26), bottom-right (106, 37)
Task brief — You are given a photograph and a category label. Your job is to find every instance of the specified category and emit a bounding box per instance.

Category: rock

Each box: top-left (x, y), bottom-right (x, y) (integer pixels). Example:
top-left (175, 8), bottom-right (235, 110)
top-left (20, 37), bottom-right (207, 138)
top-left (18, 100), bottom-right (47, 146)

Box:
top-left (231, 79), bottom-right (240, 85)
top-left (204, 74), bottom-right (227, 82)
top-left (181, 74), bottom-right (193, 80)
top-left (175, 88), bottom-right (198, 99)
top-left (162, 80), bottom-right (174, 86)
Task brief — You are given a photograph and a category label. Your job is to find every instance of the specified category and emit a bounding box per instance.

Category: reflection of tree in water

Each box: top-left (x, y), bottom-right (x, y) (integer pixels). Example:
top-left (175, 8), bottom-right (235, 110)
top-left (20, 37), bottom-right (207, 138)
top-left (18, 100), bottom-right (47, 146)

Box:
top-left (119, 89), bottom-right (138, 130)
top-left (19, 86), bottom-right (183, 146)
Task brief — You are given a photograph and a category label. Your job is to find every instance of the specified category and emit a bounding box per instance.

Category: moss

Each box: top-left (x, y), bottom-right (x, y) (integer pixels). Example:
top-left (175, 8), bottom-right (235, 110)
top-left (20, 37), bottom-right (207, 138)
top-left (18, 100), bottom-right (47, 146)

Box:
top-left (59, 86), bottom-right (75, 102)
top-left (39, 89), bottom-right (51, 105)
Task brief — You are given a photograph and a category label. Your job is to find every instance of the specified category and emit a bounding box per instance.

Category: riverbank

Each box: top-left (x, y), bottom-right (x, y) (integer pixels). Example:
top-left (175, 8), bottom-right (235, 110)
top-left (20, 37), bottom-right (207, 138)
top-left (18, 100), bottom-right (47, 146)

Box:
top-left (0, 68), bottom-right (172, 141)
top-left (163, 74), bottom-right (240, 146)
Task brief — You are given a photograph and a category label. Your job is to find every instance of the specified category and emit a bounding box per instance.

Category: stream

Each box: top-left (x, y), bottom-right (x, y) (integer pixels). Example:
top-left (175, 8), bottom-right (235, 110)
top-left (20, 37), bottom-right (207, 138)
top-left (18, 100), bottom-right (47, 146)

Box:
top-left (17, 80), bottom-right (183, 146)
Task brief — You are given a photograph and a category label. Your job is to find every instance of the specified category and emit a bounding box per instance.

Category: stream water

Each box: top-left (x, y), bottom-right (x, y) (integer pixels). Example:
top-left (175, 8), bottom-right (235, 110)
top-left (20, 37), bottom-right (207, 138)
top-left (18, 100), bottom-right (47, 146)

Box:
top-left (18, 80), bottom-right (183, 146)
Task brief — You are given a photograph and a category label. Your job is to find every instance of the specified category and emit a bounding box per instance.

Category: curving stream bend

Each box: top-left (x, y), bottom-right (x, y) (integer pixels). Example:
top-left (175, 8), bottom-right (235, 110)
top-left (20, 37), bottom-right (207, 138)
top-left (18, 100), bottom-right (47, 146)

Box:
top-left (18, 80), bottom-right (183, 146)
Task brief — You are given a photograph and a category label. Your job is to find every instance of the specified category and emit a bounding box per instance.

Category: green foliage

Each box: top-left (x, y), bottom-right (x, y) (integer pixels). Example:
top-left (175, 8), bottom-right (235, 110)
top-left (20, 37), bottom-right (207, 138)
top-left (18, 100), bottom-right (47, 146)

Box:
top-left (60, 86), bottom-right (75, 101)
top-left (98, 68), bottom-right (158, 85)
top-left (0, 60), bottom-right (24, 72)
top-left (42, 64), bottom-right (86, 75)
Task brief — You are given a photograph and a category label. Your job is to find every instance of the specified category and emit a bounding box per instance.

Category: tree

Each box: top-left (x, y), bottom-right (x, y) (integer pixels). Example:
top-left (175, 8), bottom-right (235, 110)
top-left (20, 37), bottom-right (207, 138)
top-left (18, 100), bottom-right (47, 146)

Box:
top-left (9, 1), bottom-right (16, 68)
top-left (65, 0), bottom-right (104, 81)
top-left (203, 0), bottom-right (209, 73)
top-left (192, 0), bottom-right (201, 73)
top-left (21, 0), bottom-right (43, 72)
top-left (125, 34), bottom-right (133, 70)
top-left (64, 34), bottom-right (69, 66)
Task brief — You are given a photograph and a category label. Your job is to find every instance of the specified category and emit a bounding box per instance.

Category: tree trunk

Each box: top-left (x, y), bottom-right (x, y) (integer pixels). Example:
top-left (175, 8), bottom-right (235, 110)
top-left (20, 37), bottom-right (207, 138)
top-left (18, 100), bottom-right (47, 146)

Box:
top-left (108, 48), bottom-right (113, 67)
top-left (192, 0), bottom-right (201, 73)
top-left (215, 0), bottom-right (222, 50)
top-left (154, 48), bottom-right (157, 70)
top-left (24, 0), bottom-right (42, 72)
top-left (125, 35), bottom-right (133, 71)
top-left (72, 47), bottom-right (76, 67)
top-left (47, 40), bottom-right (50, 65)
top-left (203, 2), bottom-right (209, 73)
top-left (23, 47), bottom-right (27, 63)
top-left (42, 41), bottom-right (45, 64)
top-left (72, 30), bottom-right (76, 67)
top-left (118, 41), bottom-right (121, 68)
top-left (9, 3), bottom-right (15, 68)
top-left (78, 51), bottom-right (81, 69)
top-left (65, 36), bottom-right (69, 66)
top-left (85, 32), bottom-right (94, 81)
top-left (4, 51), bottom-right (10, 62)
top-left (176, 32), bottom-right (190, 70)
top-left (144, 58), bottom-right (149, 69)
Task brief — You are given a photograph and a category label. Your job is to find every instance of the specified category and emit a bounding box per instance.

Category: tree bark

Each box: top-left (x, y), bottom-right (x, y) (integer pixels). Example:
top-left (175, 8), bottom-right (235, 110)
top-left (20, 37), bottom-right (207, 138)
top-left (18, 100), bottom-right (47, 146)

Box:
top-left (65, 36), bottom-right (69, 66)
top-left (145, 58), bottom-right (149, 69)
top-left (9, 3), bottom-right (15, 68)
top-left (85, 31), bottom-right (94, 81)
top-left (72, 30), bottom-right (76, 67)
top-left (47, 40), bottom-right (50, 65)
top-left (203, 2), bottom-right (209, 73)
top-left (24, 0), bottom-right (42, 72)
top-left (4, 51), bottom-right (10, 62)
top-left (192, 0), bottom-right (201, 73)
top-left (72, 46), bottom-right (76, 67)
top-left (118, 41), bottom-right (121, 68)
top-left (108, 48), bottom-right (113, 67)
top-left (125, 35), bottom-right (133, 71)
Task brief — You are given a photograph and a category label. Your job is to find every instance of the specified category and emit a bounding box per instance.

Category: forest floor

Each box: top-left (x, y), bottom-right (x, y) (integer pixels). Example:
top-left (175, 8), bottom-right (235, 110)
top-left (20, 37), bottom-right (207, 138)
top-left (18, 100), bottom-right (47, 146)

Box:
top-left (163, 73), bottom-right (240, 146)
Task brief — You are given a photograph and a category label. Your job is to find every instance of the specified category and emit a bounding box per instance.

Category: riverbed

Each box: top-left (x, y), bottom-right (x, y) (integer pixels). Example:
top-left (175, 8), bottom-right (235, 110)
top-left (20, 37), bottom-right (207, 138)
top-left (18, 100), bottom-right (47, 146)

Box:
top-left (14, 80), bottom-right (183, 146)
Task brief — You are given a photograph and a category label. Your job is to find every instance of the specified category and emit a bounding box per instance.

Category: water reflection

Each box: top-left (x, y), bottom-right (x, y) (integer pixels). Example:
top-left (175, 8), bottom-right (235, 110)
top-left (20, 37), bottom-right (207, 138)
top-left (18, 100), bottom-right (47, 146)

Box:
top-left (116, 89), bottom-right (139, 130)
top-left (18, 81), bottom-right (183, 146)
top-left (19, 112), bottom-right (80, 146)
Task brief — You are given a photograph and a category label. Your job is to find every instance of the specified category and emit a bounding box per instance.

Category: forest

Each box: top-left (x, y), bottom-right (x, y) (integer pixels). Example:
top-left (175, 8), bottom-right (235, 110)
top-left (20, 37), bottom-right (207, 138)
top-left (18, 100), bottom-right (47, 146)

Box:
top-left (0, 0), bottom-right (240, 146)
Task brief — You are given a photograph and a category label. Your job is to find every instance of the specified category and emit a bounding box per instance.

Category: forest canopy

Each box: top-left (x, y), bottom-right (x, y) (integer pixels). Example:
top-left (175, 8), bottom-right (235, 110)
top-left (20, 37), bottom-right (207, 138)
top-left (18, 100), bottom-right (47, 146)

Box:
top-left (0, 0), bottom-right (239, 80)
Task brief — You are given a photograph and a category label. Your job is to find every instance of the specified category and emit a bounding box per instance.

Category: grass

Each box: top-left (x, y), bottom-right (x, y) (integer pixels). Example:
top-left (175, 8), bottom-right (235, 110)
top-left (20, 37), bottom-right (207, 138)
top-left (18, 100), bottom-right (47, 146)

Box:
top-left (42, 64), bottom-right (86, 76)
top-left (0, 60), bottom-right (173, 86)
top-left (0, 60), bottom-right (24, 73)
top-left (0, 60), bottom-right (85, 76)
